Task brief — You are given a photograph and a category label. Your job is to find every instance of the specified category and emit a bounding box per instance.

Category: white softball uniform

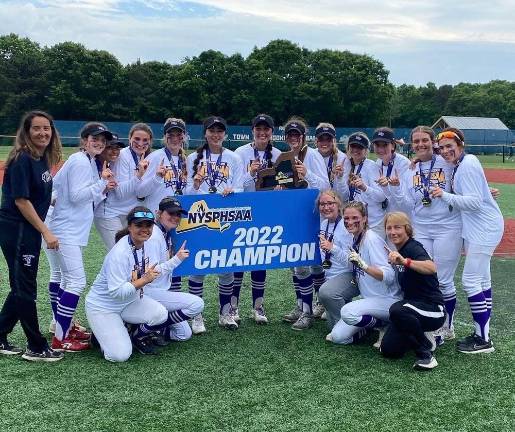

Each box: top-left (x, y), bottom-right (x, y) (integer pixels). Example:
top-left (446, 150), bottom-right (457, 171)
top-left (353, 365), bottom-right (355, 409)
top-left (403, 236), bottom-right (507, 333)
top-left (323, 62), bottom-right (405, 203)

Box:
top-left (321, 149), bottom-right (347, 191)
top-left (301, 147), bottom-right (331, 191)
top-left (184, 148), bottom-right (244, 195)
top-left (234, 142), bottom-right (282, 191)
top-left (374, 152), bottom-right (411, 213)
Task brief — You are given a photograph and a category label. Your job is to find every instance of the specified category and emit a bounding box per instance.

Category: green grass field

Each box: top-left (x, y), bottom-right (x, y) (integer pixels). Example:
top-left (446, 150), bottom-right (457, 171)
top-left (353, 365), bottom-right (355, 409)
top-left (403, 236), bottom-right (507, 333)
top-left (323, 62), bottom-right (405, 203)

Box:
top-left (1, 147), bottom-right (514, 431)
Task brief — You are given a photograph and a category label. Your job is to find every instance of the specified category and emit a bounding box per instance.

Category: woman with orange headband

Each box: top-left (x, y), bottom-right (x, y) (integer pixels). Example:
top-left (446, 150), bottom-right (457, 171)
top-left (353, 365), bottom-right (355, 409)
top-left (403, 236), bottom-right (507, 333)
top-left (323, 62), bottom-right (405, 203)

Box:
top-left (432, 127), bottom-right (503, 354)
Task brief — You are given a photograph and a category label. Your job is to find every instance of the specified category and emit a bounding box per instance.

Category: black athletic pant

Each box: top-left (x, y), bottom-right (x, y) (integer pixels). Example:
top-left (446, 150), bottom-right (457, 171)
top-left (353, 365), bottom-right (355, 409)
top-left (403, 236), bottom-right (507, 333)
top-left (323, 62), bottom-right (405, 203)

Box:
top-left (381, 300), bottom-right (445, 360)
top-left (0, 218), bottom-right (48, 352)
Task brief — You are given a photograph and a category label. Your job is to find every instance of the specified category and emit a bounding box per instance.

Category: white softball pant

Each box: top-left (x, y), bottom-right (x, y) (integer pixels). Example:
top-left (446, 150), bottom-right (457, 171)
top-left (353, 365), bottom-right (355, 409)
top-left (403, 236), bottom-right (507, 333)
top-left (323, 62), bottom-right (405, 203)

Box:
top-left (145, 290), bottom-right (204, 341)
top-left (56, 244), bottom-right (86, 296)
top-left (330, 296), bottom-right (398, 344)
top-left (94, 216), bottom-right (126, 251)
top-left (318, 272), bottom-right (358, 329)
top-left (86, 296), bottom-right (168, 362)
top-left (462, 241), bottom-right (496, 297)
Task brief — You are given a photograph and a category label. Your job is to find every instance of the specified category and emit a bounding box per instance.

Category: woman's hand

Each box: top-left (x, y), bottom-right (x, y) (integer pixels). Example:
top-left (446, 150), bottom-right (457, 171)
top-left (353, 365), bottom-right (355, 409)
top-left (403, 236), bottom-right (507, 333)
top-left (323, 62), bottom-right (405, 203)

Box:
top-left (319, 234), bottom-right (333, 252)
top-left (43, 230), bottom-right (59, 250)
top-left (388, 250), bottom-right (405, 266)
top-left (141, 263), bottom-right (160, 284)
top-left (221, 188), bottom-right (233, 196)
top-left (175, 241), bottom-right (190, 262)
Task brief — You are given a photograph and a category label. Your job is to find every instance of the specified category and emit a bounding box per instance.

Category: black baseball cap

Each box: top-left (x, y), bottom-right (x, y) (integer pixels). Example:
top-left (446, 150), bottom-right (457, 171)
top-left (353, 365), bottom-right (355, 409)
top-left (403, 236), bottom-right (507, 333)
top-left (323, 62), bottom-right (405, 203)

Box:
top-left (203, 116), bottom-right (227, 132)
top-left (164, 120), bottom-right (186, 135)
top-left (315, 126), bottom-right (336, 138)
top-left (285, 122), bottom-right (306, 135)
top-left (127, 209), bottom-right (155, 224)
top-left (159, 197), bottom-right (187, 216)
top-left (371, 129), bottom-right (395, 144)
top-left (348, 132), bottom-right (370, 149)
top-left (107, 133), bottom-right (126, 148)
top-left (252, 114), bottom-right (274, 129)
top-left (80, 124), bottom-right (113, 140)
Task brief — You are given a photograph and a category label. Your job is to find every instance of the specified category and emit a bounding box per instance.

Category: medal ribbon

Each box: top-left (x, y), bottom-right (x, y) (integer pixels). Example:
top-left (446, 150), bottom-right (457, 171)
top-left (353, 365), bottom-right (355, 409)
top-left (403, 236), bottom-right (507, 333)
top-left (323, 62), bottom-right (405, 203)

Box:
top-left (349, 159), bottom-right (364, 201)
top-left (418, 155), bottom-right (436, 203)
top-left (327, 154), bottom-right (334, 187)
top-left (157, 222), bottom-right (174, 258)
top-left (383, 153), bottom-right (396, 178)
top-left (128, 235), bottom-right (146, 298)
top-left (164, 147), bottom-right (183, 193)
top-left (451, 152), bottom-right (466, 193)
top-left (130, 147), bottom-right (142, 173)
top-left (323, 216), bottom-right (341, 263)
top-left (206, 148), bottom-right (224, 191)
top-left (351, 231), bottom-right (364, 281)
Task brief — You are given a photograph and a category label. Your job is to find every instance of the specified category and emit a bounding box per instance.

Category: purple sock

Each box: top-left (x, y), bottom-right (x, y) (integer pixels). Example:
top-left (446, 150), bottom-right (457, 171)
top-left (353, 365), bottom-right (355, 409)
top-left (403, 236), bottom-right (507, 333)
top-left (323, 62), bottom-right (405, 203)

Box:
top-left (169, 276), bottom-right (182, 292)
top-left (232, 272), bottom-right (244, 308)
top-left (188, 279), bottom-right (203, 297)
top-left (168, 309), bottom-right (190, 324)
top-left (48, 281), bottom-right (60, 319)
top-left (355, 315), bottom-right (383, 328)
top-left (467, 292), bottom-right (489, 341)
top-left (219, 281), bottom-right (233, 315)
top-left (298, 275), bottom-right (313, 313)
top-left (443, 293), bottom-right (457, 329)
top-left (251, 270), bottom-right (266, 308)
top-left (55, 290), bottom-right (80, 340)
top-left (312, 272), bottom-right (326, 295)
top-left (292, 274), bottom-right (301, 308)
top-left (483, 288), bottom-right (492, 319)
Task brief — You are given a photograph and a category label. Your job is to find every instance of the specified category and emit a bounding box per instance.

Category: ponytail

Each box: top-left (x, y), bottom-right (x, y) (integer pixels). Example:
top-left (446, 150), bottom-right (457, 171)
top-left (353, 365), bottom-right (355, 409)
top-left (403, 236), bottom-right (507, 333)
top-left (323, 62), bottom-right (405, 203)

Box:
top-left (192, 141), bottom-right (208, 177)
top-left (265, 141), bottom-right (274, 168)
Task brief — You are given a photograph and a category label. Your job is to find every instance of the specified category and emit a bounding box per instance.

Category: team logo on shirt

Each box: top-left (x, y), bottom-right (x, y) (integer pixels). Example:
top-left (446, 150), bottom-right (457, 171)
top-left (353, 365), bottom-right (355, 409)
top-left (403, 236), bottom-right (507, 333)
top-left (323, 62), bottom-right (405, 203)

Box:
top-left (22, 254), bottom-right (35, 267)
top-left (42, 171), bottom-right (52, 183)
top-left (197, 161), bottom-right (230, 188)
top-left (131, 257), bottom-right (150, 282)
top-left (412, 168), bottom-right (446, 193)
top-left (163, 168), bottom-right (184, 189)
top-left (177, 200), bottom-right (252, 233)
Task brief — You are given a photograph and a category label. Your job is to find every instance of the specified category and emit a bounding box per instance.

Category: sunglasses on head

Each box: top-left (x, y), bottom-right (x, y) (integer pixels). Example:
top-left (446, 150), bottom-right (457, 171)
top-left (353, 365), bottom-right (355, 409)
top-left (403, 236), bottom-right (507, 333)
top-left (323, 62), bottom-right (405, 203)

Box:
top-left (436, 131), bottom-right (462, 142)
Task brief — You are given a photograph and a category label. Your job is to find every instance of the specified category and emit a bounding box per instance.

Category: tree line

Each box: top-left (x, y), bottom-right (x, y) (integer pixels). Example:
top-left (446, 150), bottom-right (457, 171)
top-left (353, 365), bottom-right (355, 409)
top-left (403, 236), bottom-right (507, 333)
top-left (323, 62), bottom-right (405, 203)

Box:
top-left (1, 33), bottom-right (514, 134)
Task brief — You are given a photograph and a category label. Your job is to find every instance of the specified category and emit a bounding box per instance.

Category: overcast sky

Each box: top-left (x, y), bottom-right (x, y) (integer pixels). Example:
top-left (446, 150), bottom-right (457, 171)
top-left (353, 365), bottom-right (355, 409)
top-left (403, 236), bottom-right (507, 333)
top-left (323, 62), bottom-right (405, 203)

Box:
top-left (2, 0), bottom-right (514, 86)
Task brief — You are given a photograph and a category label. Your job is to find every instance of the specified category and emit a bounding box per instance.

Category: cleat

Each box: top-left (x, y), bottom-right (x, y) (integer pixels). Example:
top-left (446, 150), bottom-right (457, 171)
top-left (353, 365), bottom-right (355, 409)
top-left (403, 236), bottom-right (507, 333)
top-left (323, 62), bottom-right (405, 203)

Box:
top-left (413, 355), bottom-right (438, 370)
top-left (230, 307), bottom-right (241, 324)
top-left (191, 314), bottom-right (206, 335)
top-left (71, 321), bottom-right (88, 332)
top-left (132, 337), bottom-right (158, 355)
top-left (251, 307), bottom-right (268, 324)
top-left (291, 312), bottom-right (314, 331)
top-left (0, 341), bottom-right (23, 355)
top-left (51, 336), bottom-right (90, 352)
top-left (282, 306), bottom-right (302, 323)
top-left (22, 347), bottom-right (64, 362)
top-left (218, 314), bottom-right (238, 330)
top-left (457, 334), bottom-right (494, 354)
top-left (151, 333), bottom-right (169, 347)
top-left (373, 327), bottom-right (386, 349)
top-left (68, 324), bottom-right (91, 341)
top-left (312, 302), bottom-right (326, 319)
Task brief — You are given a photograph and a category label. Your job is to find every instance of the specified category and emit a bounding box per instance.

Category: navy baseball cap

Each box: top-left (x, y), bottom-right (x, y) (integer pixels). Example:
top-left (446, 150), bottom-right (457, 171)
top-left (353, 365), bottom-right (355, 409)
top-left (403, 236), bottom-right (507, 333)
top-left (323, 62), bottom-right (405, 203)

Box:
top-left (107, 134), bottom-right (126, 148)
top-left (285, 122), bottom-right (306, 135)
top-left (252, 114), bottom-right (274, 129)
top-left (203, 116), bottom-right (227, 132)
top-left (127, 209), bottom-right (155, 224)
top-left (315, 126), bottom-right (336, 138)
top-left (159, 197), bottom-right (187, 216)
top-left (81, 124), bottom-right (113, 140)
top-left (164, 119), bottom-right (186, 135)
top-left (371, 129), bottom-right (395, 144)
top-left (348, 132), bottom-right (370, 149)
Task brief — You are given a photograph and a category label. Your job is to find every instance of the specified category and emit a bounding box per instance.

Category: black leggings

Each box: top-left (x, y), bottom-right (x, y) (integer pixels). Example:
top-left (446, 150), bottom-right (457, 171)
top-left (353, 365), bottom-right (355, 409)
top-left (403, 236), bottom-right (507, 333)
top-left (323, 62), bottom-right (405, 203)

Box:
top-left (0, 218), bottom-right (48, 352)
top-left (381, 300), bottom-right (445, 360)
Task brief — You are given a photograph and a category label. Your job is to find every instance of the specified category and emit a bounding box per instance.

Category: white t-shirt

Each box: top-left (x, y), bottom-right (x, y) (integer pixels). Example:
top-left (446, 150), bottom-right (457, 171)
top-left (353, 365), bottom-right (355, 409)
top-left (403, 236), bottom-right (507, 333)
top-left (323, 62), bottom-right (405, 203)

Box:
top-left (234, 142), bottom-right (282, 192)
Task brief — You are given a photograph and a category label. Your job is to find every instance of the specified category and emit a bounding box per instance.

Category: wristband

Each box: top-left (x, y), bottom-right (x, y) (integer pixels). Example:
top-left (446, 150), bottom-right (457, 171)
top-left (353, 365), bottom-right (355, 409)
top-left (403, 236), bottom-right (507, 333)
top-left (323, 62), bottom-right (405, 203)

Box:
top-left (404, 258), bottom-right (412, 269)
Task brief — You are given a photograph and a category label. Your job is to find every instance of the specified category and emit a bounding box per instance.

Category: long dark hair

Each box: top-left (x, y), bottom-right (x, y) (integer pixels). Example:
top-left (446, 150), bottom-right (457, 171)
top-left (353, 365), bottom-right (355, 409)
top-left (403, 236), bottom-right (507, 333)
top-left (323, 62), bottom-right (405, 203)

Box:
top-left (6, 110), bottom-right (63, 167)
top-left (114, 206), bottom-right (152, 243)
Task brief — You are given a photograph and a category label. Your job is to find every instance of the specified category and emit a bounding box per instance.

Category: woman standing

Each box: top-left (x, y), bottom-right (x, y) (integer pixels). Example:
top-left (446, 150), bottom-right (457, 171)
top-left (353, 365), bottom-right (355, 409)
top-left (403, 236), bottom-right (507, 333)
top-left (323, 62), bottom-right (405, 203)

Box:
top-left (433, 127), bottom-right (503, 353)
top-left (185, 116), bottom-right (244, 333)
top-left (49, 122), bottom-right (115, 352)
top-left (381, 212), bottom-right (445, 370)
top-left (0, 111), bottom-right (63, 361)
top-left (281, 118), bottom-right (330, 330)
top-left (327, 202), bottom-right (401, 345)
top-left (232, 114), bottom-right (282, 324)
top-left (85, 207), bottom-right (190, 362)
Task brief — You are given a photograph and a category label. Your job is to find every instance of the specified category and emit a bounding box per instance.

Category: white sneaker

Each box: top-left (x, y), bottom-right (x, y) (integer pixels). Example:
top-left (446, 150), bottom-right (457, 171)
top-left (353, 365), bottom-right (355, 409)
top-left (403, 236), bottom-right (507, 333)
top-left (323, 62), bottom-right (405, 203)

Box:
top-left (373, 327), bottom-right (386, 349)
top-left (230, 307), bottom-right (241, 324)
top-left (413, 355), bottom-right (438, 370)
top-left (312, 302), bottom-right (326, 319)
top-left (443, 327), bottom-right (455, 340)
top-left (424, 331), bottom-right (437, 352)
top-left (325, 333), bottom-right (333, 342)
top-left (251, 307), bottom-right (268, 324)
top-left (218, 314), bottom-right (238, 330)
top-left (191, 314), bottom-right (206, 335)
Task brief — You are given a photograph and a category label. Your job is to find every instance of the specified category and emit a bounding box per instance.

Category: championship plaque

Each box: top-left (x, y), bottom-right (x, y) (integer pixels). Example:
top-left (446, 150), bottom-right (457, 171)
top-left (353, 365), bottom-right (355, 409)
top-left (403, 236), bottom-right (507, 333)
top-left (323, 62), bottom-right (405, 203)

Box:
top-left (256, 151), bottom-right (307, 190)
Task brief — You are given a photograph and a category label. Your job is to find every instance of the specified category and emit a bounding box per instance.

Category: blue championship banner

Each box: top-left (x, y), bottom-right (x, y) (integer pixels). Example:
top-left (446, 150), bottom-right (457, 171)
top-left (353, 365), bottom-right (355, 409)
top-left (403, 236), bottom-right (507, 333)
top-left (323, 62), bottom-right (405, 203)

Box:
top-left (171, 189), bottom-right (322, 276)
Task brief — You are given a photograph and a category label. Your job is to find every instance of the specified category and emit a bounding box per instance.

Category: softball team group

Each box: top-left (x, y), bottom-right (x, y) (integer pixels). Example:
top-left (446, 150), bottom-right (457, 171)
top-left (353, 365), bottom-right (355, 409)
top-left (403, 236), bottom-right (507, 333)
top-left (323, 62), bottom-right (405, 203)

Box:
top-left (0, 110), bottom-right (504, 371)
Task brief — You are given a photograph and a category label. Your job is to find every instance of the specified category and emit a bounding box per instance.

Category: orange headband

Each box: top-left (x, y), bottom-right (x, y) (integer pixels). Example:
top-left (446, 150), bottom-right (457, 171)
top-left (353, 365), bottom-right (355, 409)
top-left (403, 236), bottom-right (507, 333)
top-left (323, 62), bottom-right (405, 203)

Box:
top-left (436, 131), bottom-right (463, 143)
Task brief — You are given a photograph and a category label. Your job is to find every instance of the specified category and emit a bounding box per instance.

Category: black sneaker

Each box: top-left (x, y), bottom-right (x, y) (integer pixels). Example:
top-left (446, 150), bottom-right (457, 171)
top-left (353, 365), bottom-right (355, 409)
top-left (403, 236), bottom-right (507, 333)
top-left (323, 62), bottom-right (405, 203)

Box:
top-left (0, 341), bottom-right (23, 355)
top-left (413, 355), bottom-right (438, 371)
top-left (151, 333), bottom-right (169, 347)
top-left (456, 333), bottom-right (476, 347)
top-left (457, 334), bottom-right (494, 354)
top-left (132, 337), bottom-right (158, 355)
top-left (21, 347), bottom-right (64, 362)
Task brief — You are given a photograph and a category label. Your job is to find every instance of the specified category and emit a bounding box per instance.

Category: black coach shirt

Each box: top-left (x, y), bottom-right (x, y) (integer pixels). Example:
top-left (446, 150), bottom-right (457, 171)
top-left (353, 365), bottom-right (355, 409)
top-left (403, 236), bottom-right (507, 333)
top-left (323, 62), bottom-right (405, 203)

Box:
top-left (0, 151), bottom-right (53, 222)
top-left (396, 238), bottom-right (443, 305)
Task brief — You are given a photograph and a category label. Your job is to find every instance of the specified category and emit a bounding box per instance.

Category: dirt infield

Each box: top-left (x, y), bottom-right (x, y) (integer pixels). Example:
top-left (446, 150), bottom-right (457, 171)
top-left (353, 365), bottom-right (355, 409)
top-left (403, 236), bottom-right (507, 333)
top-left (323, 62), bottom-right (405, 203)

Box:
top-left (484, 168), bottom-right (515, 184)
